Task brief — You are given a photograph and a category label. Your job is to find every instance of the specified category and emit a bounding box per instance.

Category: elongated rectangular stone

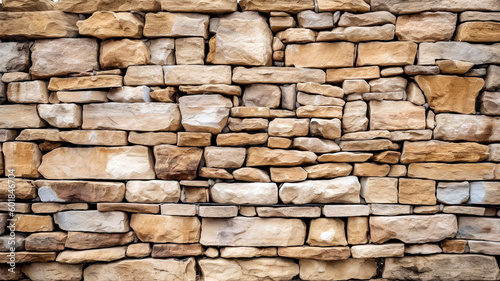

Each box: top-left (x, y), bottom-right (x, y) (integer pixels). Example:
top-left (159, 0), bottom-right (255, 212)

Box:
top-left (161, 0), bottom-right (237, 12)
top-left (144, 12), bottom-right (209, 38)
top-left (372, 0), bottom-right (500, 14)
top-left (200, 217), bottom-right (306, 246)
top-left (164, 65), bottom-right (231, 85)
top-left (357, 42), bottom-right (417, 66)
top-left (55, 0), bottom-right (160, 13)
top-left (326, 66), bottom-right (380, 83)
top-left (401, 140), bottom-right (489, 163)
top-left (370, 101), bottom-right (426, 130)
top-left (211, 183), bottom-right (278, 204)
top-left (0, 11), bottom-right (78, 39)
top-left (130, 214), bottom-right (200, 243)
top-left (434, 114), bottom-right (500, 142)
top-left (54, 211), bottom-right (130, 233)
top-left (457, 217), bottom-right (500, 241)
top-left (82, 103), bottom-right (181, 132)
top-left (38, 146), bottom-right (155, 180)
top-left (35, 180), bottom-right (125, 203)
top-left (418, 42), bottom-right (500, 65)
top-left (408, 163), bottom-right (498, 181)
top-left (48, 75), bottom-right (123, 91)
top-left (240, 0), bottom-right (314, 13)
top-left (285, 43), bottom-right (355, 68)
top-left (233, 67), bottom-right (325, 84)
top-left (0, 105), bottom-right (45, 128)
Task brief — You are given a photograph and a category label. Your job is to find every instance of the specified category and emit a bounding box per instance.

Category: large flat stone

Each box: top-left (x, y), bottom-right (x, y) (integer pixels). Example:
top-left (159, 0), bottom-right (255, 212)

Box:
top-left (233, 67), bottom-right (325, 84)
top-left (55, 0), bottom-right (160, 13)
top-left (0, 11), bottom-right (78, 39)
top-left (199, 258), bottom-right (299, 281)
top-left (56, 247), bottom-right (126, 264)
top-left (77, 12), bottom-right (143, 39)
top-left (211, 183), bottom-right (278, 204)
top-left (144, 12), bottom-right (209, 38)
top-left (418, 42), bottom-right (500, 65)
top-left (3, 142), bottom-right (42, 178)
top-left (372, 0), bottom-right (500, 14)
top-left (415, 75), bottom-right (484, 114)
top-left (160, 0), bottom-right (237, 13)
top-left (35, 180), bottom-right (125, 203)
top-left (457, 217), bottom-right (500, 241)
top-left (246, 147), bottom-right (316, 166)
top-left (285, 42), bottom-right (355, 68)
top-left (22, 263), bottom-right (83, 281)
top-left (435, 114), bottom-right (500, 142)
top-left (84, 258), bottom-right (196, 281)
top-left (130, 214), bottom-right (200, 243)
top-left (357, 42), bottom-right (417, 66)
top-left (401, 140), bottom-right (489, 163)
top-left (125, 180), bottom-right (180, 203)
top-left (300, 258), bottom-right (377, 281)
top-left (82, 103), bottom-right (181, 132)
top-left (369, 101), bottom-right (426, 130)
top-left (280, 176), bottom-right (360, 204)
top-left (370, 215), bottom-right (457, 243)
top-left (396, 12), bottom-right (457, 42)
top-left (201, 217), bottom-right (306, 246)
top-left (408, 163), bottom-right (497, 180)
top-left (164, 65), bottom-right (231, 85)
top-left (469, 181), bottom-right (500, 204)
top-left (54, 211), bottom-right (130, 233)
top-left (100, 39), bottom-right (150, 70)
top-left (31, 38), bottom-right (98, 79)
top-left (38, 146), bottom-right (155, 180)
top-left (383, 254), bottom-right (500, 281)
top-left (208, 12), bottom-right (272, 66)
top-left (65, 231), bottom-right (135, 249)
top-left (179, 94), bottom-right (232, 134)
top-left (48, 75), bottom-right (123, 91)
top-left (239, 0), bottom-right (314, 13)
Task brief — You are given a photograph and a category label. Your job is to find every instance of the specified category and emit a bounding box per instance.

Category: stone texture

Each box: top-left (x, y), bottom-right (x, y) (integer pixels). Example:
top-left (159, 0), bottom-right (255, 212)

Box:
top-left (100, 39), bottom-right (149, 69)
top-left (370, 215), bottom-right (457, 244)
top-left (0, 11), bottom-right (78, 39)
top-left (83, 103), bottom-right (181, 132)
top-left (204, 147), bottom-right (245, 168)
top-left (59, 130), bottom-right (127, 146)
top-left (469, 182), bottom-right (500, 204)
top-left (357, 42), bottom-right (417, 66)
top-left (55, 90), bottom-right (108, 103)
top-left (480, 92), bottom-right (500, 115)
top-left (486, 65), bottom-right (500, 91)
top-left (84, 258), bottom-right (196, 281)
top-left (55, 0), bottom-right (160, 13)
top-left (243, 84), bottom-right (281, 108)
top-left (469, 240), bottom-right (500, 255)
top-left (208, 12), bottom-right (272, 66)
top-left (39, 146), bottom-right (154, 180)
top-left (317, 24), bottom-right (395, 42)
top-left (399, 178), bottom-right (436, 205)
top-left (338, 11), bottom-right (396, 26)
top-left (161, 0), bottom-right (237, 13)
top-left (342, 101), bottom-right (368, 133)
top-left (233, 67), bottom-right (325, 84)
top-left (383, 254), bottom-right (500, 281)
top-left (239, 0), bottom-right (314, 13)
top-left (77, 12), bottom-right (143, 39)
top-left (125, 181), bottom-right (179, 203)
top-left (317, 0), bottom-right (369, 12)
top-left (280, 176), bottom-right (361, 204)
top-left (351, 243), bottom-right (404, 258)
top-left (269, 118), bottom-right (309, 137)
top-left (408, 163), bottom-right (497, 181)
top-left (307, 218), bottom-right (346, 246)
top-left (200, 217), bottom-right (306, 246)
top-left (54, 211), bottom-right (130, 233)
top-left (437, 181), bottom-right (470, 205)
top-left (298, 82), bottom-right (344, 98)
top-left (7, 80), bottom-right (48, 104)
top-left (130, 214), bottom-right (200, 243)
top-left (396, 12), bottom-right (457, 42)
top-left (402, 140), bottom-right (488, 163)
top-left (199, 258), bottom-right (299, 281)
top-left (154, 145), bottom-right (202, 180)
top-left (456, 22), bottom-right (500, 42)
top-left (347, 217), bottom-right (369, 244)
top-left (65, 232), bottom-right (135, 249)
top-left (38, 104), bottom-right (81, 128)
top-left (148, 38), bottom-right (175, 65)
top-left (22, 263), bottom-right (82, 281)
top-left (299, 258), bottom-right (377, 281)
top-left (310, 118), bottom-right (341, 140)
top-left (48, 75), bottom-right (123, 91)
top-left (304, 163), bottom-right (352, 179)
top-left (270, 167), bottom-right (308, 182)
top-left (179, 94), bottom-right (231, 134)
top-left (418, 42), bottom-right (500, 65)
top-left (360, 177), bottom-right (398, 203)
top-left (297, 10), bottom-right (333, 29)
top-left (31, 38), bottom-right (98, 79)
top-left (211, 183), bottom-right (278, 204)
top-left (56, 247), bottom-right (126, 264)
top-left (434, 114), bottom-right (500, 142)
top-left (144, 12), bottom-right (209, 38)
top-left (247, 147), bottom-right (316, 166)
top-left (164, 65), bottom-right (231, 85)
top-left (327, 66), bottom-right (380, 83)
top-left (3, 142), bottom-right (42, 178)
top-left (370, 101), bottom-right (426, 130)
top-left (415, 75), bottom-right (483, 114)
top-left (372, 0), bottom-right (500, 14)
top-left (285, 43), bottom-right (354, 68)
top-left (36, 180), bottom-right (124, 203)
top-left (175, 37), bottom-right (205, 65)
top-left (13, 214), bottom-right (53, 232)
top-left (233, 168), bottom-right (270, 182)
top-left (292, 137), bottom-right (340, 153)
top-left (0, 179), bottom-right (36, 200)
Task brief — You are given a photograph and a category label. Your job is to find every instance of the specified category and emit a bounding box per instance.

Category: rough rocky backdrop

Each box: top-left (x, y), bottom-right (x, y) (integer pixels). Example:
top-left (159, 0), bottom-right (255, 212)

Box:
top-left (0, 0), bottom-right (500, 280)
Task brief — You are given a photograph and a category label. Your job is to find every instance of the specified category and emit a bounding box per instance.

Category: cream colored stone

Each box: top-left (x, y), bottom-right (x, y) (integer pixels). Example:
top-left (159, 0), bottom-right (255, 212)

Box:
top-left (292, 137), bottom-right (340, 153)
top-left (78, 12), bottom-right (143, 39)
top-left (54, 211), bottom-right (129, 233)
top-left (304, 163), bottom-right (352, 179)
top-left (419, 42), bottom-right (500, 65)
top-left (285, 42), bottom-right (354, 68)
top-left (144, 12), bottom-right (209, 38)
top-left (353, 163), bottom-right (391, 177)
top-left (270, 16), bottom-right (296, 32)
top-left (100, 39), bottom-right (149, 70)
top-left (243, 84), bottom-right (281, 108)
top-left (37, 104), bottom-right (81, 129)
top-left (0, 11), bottom-right (78, 39)
top-left (280, 176), bottom-right (360, 204)
top-left (128, 132), bottom-right (176, 146)
top-left (310, 118), bottom-right (341, 140)
top-left (347, 217), bottom-right (368, 245)
top-left (83, 103), bottom-right (180, 132)
top-left (357, 42), bottom-right (417, 66)
top-left (338, 11), bottom-right (396, 26)
top-left (164, 65), bottom-right (231, 85)
top-left (360, 177), bottom-right (398, 203)
top-left (233, 67), bottom-right (325, 84)
top-left (456, 22), bottom-right (500, 43)
top-left (297, 10), bottom-right (333, 29)
top-left (48, 75), bottom-right (123, 91)
top-left (340, 140), bottom-right (397, 152)
top-left (318, 152), bottom-right (372, 163)
top-left (125, 181), bottom-right (179, 203)
top-left (130, 214), bottom-right (200, 243)
top-left (270, 167), bottom-right (307, 182)
top-left (297, 82), bottom-right (344, 98)
top-left (161, 0), bottom-right (237, 12)
top-left (434, 114), bottom-right (500, 142)
top-left (180, 84), bottom-right (241, 96)
top-left (208, 12), bottom-right (272, 66)
top-left (36, 180), bottom-right (124, 203)
top-left (7, 81), bottom-right (48, 104)
top-left (370, 101), bottom-right (425, 130)
top-left (0, 42), bottom-right (29, 73)
top-left (327, 66), bottom-right (380, 83)
top-left (342, 101), bottom-right (368, 133)
top-left (240, 0), bottom-right (314, 13)
top-left (469, 182), bottom-right (500, 205)
top-left (307, 218), bottom-right (346, 246)
top-left (57, 247), bottom-right (126, 264)
top-left (247, 147), bottom-right (316, 166)
top-left (480, 92), bottom-right (500, 116)
top-left (300, 258), bottom-right (377, 281)
top-left (317, 0), bottom-right (369, 12)
top-left (216, 133), bottom-right (268, 146)
top-left (201, 217), bottom-right (306, 246)
top-left (401, 140), bottom-right (489, 163)
top-left (233, 168), bottom-right (270, 182)
top-left (219, 247), bottom-right (276, 258)
top-left (317, 24), bottom-right (395, 42)
top-left (179, 94), bottom-right (231, 134)
top-left (408, 163), bottom-right (497, 181)
top-left (396, 12), bottom-right (457, 42)
top-left (278, 27), bottom-right (316, 43)
top-left (370, 214), bottom-right (457, 244)
top-left (352, 243), bottom-right (404, 258)
top-left (199, 258), bottom-right (298, 281)
top-left (84, 258), bottom-right (196, 281)
top-left (269, 118), bottom-right (309, 137)
top-left (399, 178), bottom-right (436, 205)
top-left (211, 183), bottom-right (277, 204)
top-left (297, 92), bottom-right (344, 106)
top-left (296, 105), bottom-right (342, 118)
top-left (383, 254), bottom-right (500, 281)
top-left (3, 142), bottom-right (41, 178)
top-left (175, 37), bottom-right (205, 65)
top-left (22, 263), bottom-right (82, 281)
top-left (437, 60), bottom-right (474, 74)
top-left (55, 0), bottom-right (160, 13)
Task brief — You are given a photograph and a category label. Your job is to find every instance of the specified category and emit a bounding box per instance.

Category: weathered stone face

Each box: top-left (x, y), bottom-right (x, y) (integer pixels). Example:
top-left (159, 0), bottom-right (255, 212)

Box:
top-left (55, 0), bottom-right (161, 13)
top-left (300, 258), bottom-right (377, 281)
top-left (199, 258), bottom-right (299, 281)
top-left (179, 94), bottom-right (232, 134)
top-left (200, 217), bottom-right (306, 246)
top-left (77, 12), bottom-right (144, 39)
top-left (369, 101), bottom-right (426, 130)
top-left (36, 180), bottom-right (125, 203)
top-left (54, 211), bottom-right (130, 233)
top-left (434, 114), bottom-right (500, 142)
top-left (396, 12), bottom-right (457, 42)
top-left (211, 182), bottom-right (278, 204)
top-left (144, 12), bottom-right (209, 38)
top-left (154, 145), bottom-right (203, 180)
top-left (208, 12), bottom-right (272, 66)
top-left (285, 43), bottom-right (355, 68)
top-left (130, 214), bottom-right (200, 243)
top-left (0, 11), bottom-right (79, 39)
top-left (280, 176), bottom-right (361, 204)
top-left (100, 39), bottom-right (150, 69)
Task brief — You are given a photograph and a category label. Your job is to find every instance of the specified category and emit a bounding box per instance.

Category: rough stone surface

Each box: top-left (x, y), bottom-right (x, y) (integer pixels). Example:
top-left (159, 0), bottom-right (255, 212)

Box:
top-left (130, 214), bottom-right (200, 243)
top-left (401, 140), bottom-right (489, 163)
top-left (370, 101), bottom-right (426, 130)
top-left (125, 181), bottom-right (180, 203)
top-left (144, 12), bottom-right (209, 38)
top-left (357, 42), bottom-right (417, 66)
top-left (211, 183), bottom-right (277, 204)
top-left (280, 176), bottom-right (361, 204)
top-left (54, 211), bottom-right (130, 233)
top-left (396, 12), bottom-right (457, 42)
top-left (0, 11), bottom-right (79, 39)
top-left (285, 43), bottom-right (355, 68)
top-left (199, 258), bottom-right (299, 281)
top-left (300, 258), bottom-right (377, 281)
top-left (154, 145), bottom-right (203, 180)
top-left (77, 12), bottom-right (143, 39)
top-left (55, 0), bottom-right (161, 13)
top-left (100, 39), bottom-right (150, 69)
top-left (36, 180), bottom-right (125, 203)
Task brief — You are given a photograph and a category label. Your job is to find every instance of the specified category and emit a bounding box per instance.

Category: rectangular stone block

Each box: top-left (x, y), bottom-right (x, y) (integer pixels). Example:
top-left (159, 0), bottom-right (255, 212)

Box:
top-left (370, 101), bottom-right (426, 130)
top-left (161, 0), bottom-right (237, 12)
top-left (82, 103), bottom-right (181, 132)
top-left (233, 67), bottom-right (325, 84)
top-left (54, 211), bottom-right (130, 233)
top-left (457, 217), bottom-right (500, 241)
top-left (434, 114), bottom-right (500, 142)
top-left (0, 11), bottom-right (78, 39)
top-left (372, 0), bottom-right (500, 14)
top-left (327, 66), bottom-right (380, 83)
top-left (144, 12), bottom-right (209, 38)
top-left (35, 180), bottom-right (125, 203)
top-left (48, 75), bottom-right (123, 91)
top-left (55, 0), bottom-right (160, 13)
top-left (164, 65), bottom-right (231, 85)
top-left (408, 163), bottom-right (498, 181)
top-left (285, 42), bottom-right (355, 68)
top-left (130, 214), bottom-right (200, 243)
top-left (200, 217), bottom-right (306, 246)
top-left (357, 42), bottom-right (417, 66)
top-left (0, 105), bottom-right (45, 128)
top-left (418, 42), bottom-right (500, 65)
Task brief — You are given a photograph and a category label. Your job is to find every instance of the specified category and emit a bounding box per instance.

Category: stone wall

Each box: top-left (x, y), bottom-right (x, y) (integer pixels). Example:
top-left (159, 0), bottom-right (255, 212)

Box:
top-left (0, 0), bottom-right (500, 280)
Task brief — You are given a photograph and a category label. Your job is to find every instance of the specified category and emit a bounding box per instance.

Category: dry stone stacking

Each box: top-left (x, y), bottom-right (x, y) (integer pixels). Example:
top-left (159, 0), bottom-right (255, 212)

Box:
top-left (0, 0), bottom-right (499, 280)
